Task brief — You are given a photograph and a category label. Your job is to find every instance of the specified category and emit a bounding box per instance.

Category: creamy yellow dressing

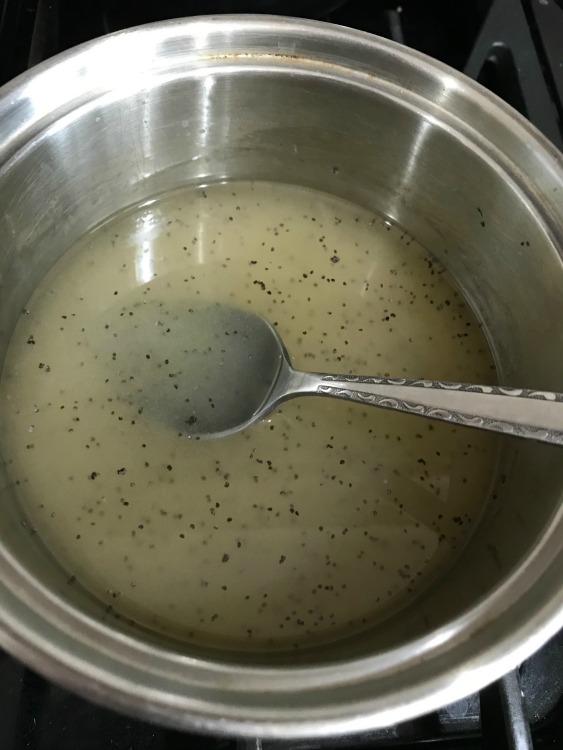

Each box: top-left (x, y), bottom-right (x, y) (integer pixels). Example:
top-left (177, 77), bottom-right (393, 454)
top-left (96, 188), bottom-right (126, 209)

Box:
top-left (0, 181), bottom-right (498, 651)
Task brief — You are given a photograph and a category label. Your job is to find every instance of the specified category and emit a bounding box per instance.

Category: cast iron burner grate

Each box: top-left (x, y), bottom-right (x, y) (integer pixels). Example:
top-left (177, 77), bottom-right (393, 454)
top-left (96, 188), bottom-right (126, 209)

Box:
top-left (0, 1), bottom-right (561, 748)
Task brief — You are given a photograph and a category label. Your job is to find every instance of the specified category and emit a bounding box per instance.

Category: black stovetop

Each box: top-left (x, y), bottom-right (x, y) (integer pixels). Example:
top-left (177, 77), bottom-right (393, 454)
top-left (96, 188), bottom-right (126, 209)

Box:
top-left (0, 1), bottom-right (561, 748)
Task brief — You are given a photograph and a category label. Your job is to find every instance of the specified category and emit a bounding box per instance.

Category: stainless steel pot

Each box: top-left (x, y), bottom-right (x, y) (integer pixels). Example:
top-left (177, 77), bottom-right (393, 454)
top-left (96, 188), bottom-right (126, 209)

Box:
top-left (0, 15), bottom-right (562, 738)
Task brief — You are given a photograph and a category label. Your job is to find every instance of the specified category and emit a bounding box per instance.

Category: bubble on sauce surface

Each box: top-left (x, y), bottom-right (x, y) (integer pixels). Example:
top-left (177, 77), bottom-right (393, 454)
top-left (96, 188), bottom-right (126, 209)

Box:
top-left (0, 181), bottom-right (498, 651)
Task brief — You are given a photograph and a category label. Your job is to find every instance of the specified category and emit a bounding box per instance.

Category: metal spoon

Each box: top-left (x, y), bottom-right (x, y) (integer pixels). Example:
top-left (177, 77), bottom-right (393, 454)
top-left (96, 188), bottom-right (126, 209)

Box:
top-left (111, 303), bottom-right (563, 444)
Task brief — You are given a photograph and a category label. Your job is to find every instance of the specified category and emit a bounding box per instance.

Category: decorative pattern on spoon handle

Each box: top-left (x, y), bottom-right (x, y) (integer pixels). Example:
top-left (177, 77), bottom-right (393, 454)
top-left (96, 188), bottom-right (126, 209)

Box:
top-left (317, 376), bottom-right (563, 445)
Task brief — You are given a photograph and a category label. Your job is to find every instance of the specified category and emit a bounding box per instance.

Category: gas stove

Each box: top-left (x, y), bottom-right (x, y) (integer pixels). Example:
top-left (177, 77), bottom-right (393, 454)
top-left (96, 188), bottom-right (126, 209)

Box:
top-left (0, 1), bottom-right (561, 748)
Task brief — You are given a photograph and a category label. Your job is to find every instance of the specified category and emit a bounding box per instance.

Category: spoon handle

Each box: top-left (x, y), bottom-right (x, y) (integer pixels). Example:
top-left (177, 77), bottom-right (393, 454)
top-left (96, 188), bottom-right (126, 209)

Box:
top-left (311, 375), bottom-right (563, 445)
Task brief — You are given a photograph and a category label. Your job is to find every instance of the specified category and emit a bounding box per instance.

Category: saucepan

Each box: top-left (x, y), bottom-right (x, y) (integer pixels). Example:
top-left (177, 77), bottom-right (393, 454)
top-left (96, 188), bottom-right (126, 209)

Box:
top-left (0, 16), bottom-right (561, 738)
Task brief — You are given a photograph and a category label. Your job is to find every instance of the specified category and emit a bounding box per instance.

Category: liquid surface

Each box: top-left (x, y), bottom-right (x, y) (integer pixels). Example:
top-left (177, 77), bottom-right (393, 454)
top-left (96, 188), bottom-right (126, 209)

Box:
top-left (0, 182), bottom-right (498, 651)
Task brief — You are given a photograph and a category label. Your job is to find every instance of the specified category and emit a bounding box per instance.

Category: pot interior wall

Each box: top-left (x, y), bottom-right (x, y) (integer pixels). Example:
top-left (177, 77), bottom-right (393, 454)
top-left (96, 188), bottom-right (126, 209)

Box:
top-left (0, 67), bottom-right (562, 662)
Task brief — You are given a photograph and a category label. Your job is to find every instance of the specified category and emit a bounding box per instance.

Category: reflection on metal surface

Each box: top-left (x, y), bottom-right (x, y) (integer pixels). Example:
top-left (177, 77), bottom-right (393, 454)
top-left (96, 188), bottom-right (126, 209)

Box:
top-left (134, 209), bottom-right (156, 285)
top-left (23, 34), bottom-right (153, 120)
top-left (390, 117), bottom-right (434, 225)
top-left (135, 239), bottom-right (154, 285)
top-left (195, 76), bottom-right (215, 264)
